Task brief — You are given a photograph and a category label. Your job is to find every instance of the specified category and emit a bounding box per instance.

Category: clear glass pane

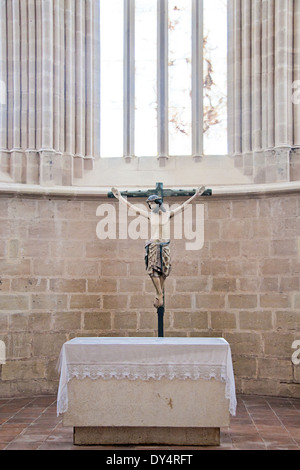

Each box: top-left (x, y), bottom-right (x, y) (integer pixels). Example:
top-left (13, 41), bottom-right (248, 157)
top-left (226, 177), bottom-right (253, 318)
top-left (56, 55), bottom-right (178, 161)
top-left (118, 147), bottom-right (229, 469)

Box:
top-left (100, 0), bottom-right (124, 157)
top-left (135, 0), bottom-right (157, 157)
top-left (168, 0), bottom-right (192, 156)
top-left (203, 0), bottom-right (227, 155)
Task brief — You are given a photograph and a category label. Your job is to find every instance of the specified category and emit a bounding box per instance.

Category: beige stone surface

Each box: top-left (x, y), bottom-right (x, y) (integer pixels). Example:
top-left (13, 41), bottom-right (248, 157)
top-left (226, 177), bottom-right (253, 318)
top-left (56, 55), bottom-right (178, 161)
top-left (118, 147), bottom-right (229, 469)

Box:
top-left (0, 191), bottom-right (299, 399)
top-left (63, 377), bottom-right (230, 428)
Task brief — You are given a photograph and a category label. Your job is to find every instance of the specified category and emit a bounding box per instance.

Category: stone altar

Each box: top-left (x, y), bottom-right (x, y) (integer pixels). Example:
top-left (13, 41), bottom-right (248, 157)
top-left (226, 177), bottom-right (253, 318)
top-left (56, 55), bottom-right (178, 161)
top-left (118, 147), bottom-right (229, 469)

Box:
top-left (57, 337), bottom-right (236, 446)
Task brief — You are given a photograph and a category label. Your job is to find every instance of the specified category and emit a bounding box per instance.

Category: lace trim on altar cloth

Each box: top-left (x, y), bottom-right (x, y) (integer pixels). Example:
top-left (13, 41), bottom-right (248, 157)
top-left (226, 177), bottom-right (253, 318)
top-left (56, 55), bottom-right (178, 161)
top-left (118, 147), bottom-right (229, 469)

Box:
top-left (67, 363), bottom-right (226, 382)
top-left (57, 363), bottom-right (237, 417)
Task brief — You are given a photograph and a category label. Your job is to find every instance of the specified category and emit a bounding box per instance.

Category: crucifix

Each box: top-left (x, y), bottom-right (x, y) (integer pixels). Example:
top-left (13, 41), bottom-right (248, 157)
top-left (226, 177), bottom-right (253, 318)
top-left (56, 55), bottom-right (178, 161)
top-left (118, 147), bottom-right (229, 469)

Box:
top-left (108, 183), bottom-right (212, 337)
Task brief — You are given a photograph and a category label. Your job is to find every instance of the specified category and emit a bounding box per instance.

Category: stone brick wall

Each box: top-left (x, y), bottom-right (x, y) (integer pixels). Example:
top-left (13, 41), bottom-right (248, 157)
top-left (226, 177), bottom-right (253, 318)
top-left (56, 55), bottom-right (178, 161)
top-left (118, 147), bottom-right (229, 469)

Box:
top-left (0, 192), bottom-right (299, 398)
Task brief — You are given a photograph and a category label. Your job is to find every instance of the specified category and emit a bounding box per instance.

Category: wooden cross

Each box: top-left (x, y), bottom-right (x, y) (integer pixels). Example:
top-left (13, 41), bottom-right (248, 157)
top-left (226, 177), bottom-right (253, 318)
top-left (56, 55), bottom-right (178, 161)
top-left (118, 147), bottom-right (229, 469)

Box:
top-left (108, 183), bottom-right (212, 337)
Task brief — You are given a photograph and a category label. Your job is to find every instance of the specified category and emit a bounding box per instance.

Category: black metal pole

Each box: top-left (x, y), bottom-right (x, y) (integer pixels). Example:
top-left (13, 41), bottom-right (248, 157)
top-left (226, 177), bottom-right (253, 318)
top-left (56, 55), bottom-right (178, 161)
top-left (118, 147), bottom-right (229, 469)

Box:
top-left (157, 305), bottom-right (164, 337)
top-left (157, 288), bottom-right (165, 337)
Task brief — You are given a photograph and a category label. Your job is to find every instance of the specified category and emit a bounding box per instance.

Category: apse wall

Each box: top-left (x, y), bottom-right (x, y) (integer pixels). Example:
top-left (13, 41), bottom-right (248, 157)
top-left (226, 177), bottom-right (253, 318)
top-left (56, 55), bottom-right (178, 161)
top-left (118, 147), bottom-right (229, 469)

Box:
top-left (0, 186), bottom-right (299, 399)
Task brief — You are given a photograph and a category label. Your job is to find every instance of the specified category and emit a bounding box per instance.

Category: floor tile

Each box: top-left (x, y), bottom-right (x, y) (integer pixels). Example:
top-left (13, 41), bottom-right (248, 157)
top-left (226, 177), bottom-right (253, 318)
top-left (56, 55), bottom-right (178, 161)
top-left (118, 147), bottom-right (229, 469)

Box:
top-left (0, 394), bottom-right (299, 450)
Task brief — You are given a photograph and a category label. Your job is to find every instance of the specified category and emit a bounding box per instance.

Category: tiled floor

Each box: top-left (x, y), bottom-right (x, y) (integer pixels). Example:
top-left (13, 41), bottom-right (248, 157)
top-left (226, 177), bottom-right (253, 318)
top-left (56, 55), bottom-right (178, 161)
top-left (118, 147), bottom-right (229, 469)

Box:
top-left (0, 394), bottom-right (299, 450)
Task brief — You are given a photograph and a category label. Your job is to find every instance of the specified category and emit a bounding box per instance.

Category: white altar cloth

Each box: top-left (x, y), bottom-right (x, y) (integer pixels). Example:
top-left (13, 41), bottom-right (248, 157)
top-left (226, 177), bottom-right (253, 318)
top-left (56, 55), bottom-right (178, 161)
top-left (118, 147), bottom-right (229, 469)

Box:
top-left (57, 337), bottom-right (237, 417)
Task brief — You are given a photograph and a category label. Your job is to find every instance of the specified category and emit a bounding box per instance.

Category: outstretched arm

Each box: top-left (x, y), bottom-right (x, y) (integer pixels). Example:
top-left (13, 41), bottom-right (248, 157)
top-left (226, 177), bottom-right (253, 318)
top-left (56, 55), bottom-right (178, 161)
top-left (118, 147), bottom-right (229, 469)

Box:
top-left (111, 187), bottom-right (150, 219)
top-left (169, 186), bottom-right (206, 218)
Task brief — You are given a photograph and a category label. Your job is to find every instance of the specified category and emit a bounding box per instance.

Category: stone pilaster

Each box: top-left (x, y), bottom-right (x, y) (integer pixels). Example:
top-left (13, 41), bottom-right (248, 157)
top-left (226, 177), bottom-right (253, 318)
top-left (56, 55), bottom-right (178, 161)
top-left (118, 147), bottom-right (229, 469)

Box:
top-left (264, 147), bottom-right (290, 183)
top-left (39, 150), bottom-right (62, 186)
top-left (10, 150), bottom-right (26, 183)
top-left (290, 148), bottom-right (300, 181)
top-left (252, 151), bottom-right (264, 183)
top-left (25, 150), bottom-right (39, 185)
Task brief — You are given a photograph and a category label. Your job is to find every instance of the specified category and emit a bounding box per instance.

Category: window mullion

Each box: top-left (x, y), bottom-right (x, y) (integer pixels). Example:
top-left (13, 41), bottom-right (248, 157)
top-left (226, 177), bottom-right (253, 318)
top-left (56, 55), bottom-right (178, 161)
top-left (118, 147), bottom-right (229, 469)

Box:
top-left (157, 0), bottom-right (168, 163)
top-left (192, 0), bottom-right (203, 161)
top-left (123, 0), bottom-right (135, 161)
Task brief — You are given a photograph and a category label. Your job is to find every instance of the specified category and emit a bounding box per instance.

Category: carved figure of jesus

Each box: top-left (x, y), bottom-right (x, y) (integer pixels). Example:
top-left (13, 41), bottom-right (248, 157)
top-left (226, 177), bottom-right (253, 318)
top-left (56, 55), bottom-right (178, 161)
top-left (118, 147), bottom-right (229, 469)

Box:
top-left (111, 186), bottom-right (206, 309)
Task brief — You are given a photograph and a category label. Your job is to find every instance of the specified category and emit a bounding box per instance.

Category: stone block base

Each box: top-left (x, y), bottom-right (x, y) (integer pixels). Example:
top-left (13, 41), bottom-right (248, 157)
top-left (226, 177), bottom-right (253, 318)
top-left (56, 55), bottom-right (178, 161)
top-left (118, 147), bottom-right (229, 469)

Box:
top-left (73, 426), bottom-right (220, 446)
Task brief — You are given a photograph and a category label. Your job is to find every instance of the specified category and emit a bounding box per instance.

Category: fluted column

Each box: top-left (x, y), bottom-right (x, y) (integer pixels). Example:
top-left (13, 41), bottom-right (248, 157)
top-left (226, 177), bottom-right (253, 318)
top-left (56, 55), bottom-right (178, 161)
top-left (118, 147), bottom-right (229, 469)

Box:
top-left (26, 0), bottom-right (37, 179)
top-left (0, 0), bottom-right (100, 186)
top-left (85, 0), bottom-right (94, 160)
top-left (12, 0), bottom-right (21, 151)
top-left (228, 0), bottom-right (298, 183)
top-left (274, 0), bottom-right (293, 147)
top-left (291, 0), bottom-right (300, 180)
top-left (92, 0), bottom-right (101, 160)
top-left (8, 0), bottom-right (26, 182)
top-left (41, 0), bottom-right (54, 151)
top-left (73, 0), bottom-right (86, 178)
top-left (21, 0), bottom-right (37, 183)
top-left (65, 0), bottom-right (76, 159)
top-left (252, 0), bottom-right (264, 181)
top-left (35, 0), bottom-right (42, 152)
top-left (260, 0), bottom-right (275, 182)
top-left (53, 0), bottom-right (64, 154)
top-left (230, 0), bottom-right (242, 167)
top-left (227, 0), bottom-right (234, 157)
top-left (39, 0), bottom-right (56, 184)
top-left (293, 0), bottom-right (300, 146)
top-left (252, 0), bottom-right (262, 151)
top-left (267, 0), bottom-right (275, 149)
top-left (0, 0), bottom-right (8, 174)
top-left (273, 0), bottom-right (293, 182)
top-left (241, 0), bottom-right (251, 157)
top-left (20, 0), bottom-right (28, 152)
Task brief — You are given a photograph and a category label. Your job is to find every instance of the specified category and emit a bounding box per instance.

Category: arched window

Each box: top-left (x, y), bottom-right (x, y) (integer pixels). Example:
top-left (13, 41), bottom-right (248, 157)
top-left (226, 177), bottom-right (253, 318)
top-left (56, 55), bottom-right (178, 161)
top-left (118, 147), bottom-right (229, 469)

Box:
top-left (99, 0), bottom-right (228, 160)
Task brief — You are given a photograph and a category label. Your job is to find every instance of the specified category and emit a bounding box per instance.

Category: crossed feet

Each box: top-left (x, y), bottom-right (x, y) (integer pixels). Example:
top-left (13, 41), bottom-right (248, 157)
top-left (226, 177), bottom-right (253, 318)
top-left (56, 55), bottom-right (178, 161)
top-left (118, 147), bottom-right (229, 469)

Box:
top-left (154, 294), bottom-right (164, 309)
